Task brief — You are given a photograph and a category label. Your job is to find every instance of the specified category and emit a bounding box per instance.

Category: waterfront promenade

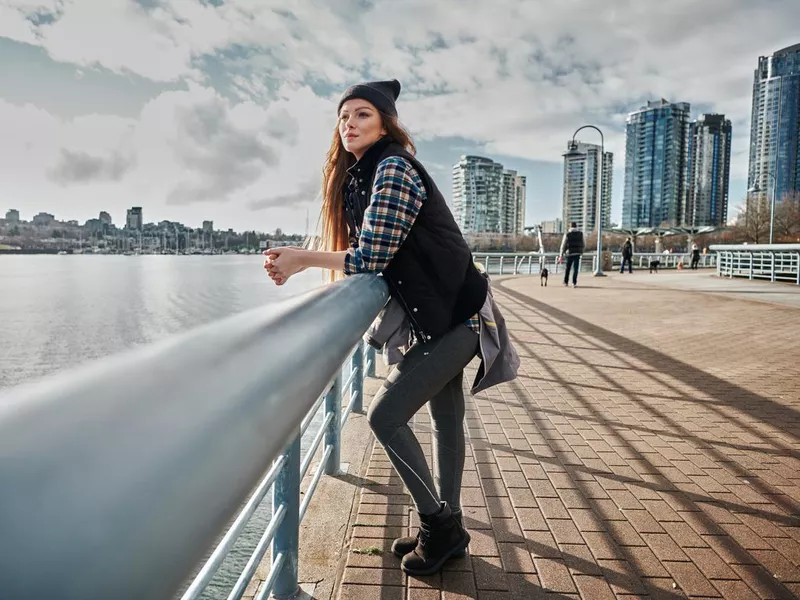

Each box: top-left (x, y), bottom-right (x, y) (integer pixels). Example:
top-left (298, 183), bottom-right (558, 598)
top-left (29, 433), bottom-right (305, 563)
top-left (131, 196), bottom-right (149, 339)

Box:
top-left (254, 271), bottom-right (800, 599)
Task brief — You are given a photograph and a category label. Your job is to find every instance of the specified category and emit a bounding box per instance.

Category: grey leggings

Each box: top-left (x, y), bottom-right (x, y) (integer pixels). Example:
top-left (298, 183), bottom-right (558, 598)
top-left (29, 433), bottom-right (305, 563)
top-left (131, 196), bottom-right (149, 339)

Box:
top-left (367, 324), bottom-right (479, 515)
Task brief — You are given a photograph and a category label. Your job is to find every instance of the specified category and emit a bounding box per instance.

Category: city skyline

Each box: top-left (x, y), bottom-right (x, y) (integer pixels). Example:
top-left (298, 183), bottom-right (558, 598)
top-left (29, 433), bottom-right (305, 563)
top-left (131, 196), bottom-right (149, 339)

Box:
top-left (1, 4), bottom-right (799, 233)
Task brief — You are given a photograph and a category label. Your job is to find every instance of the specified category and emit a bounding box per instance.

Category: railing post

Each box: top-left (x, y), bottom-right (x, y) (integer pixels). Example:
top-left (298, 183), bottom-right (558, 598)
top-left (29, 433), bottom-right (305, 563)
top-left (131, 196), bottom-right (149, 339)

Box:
top-left (351, 345), bottom-right (364, 413)
top-left (499, 256), bottom-right (504, 275)
top-left (771, 252), bottom-right (776, 282)
top-left (365, 343), bottom-right (376, 378)
top-left (796, 252), bottom-right (800, 285)
top-left (272, 432), bottom-right (301, 600)
top-left (324, 374), bottom-right (343, 475)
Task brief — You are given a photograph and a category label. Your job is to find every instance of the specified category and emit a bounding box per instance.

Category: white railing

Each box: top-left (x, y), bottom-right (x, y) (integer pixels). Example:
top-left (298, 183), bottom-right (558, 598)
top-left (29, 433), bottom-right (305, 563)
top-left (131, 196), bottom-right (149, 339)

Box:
top-left (474, 252), bottom-right (716, 275)
top-left (711, 244), bottom-right (800, 285)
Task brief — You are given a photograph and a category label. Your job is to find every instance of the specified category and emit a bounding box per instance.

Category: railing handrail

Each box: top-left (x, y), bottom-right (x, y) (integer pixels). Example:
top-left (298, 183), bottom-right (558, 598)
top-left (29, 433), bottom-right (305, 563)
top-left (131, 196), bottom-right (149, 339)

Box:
top-left (710, 243), bottom-right (800, 251)
top-left (0, 273), bottom-right (389, 600)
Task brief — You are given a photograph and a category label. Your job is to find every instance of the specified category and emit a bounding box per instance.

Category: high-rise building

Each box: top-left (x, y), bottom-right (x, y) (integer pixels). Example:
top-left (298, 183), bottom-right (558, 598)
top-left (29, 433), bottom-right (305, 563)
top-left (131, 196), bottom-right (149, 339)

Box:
top-left (5, 209), bottom-right (20, 223)
top-left (452, 156), bottom-right (504, 234)
top-left (99, 211), bottom-right (113, 226)
top-left (540, 218), bottom-right (564, 234)
top-left (561, 142), bottom-right (613, 232)
top-left (202, 220), bottom-right (214, 233)
top-left (32, 212), bottom-right (55, 227)
top-left (686, 114), bottom-right (732, 226)
top-left (622, 99), bottom-right (691, 228)
top-left (500, 170), bottom-right (527, 236)
top-left (747, 43), bottom-right (800, 206)
top-left (126, 207), bottom-right (143, 230)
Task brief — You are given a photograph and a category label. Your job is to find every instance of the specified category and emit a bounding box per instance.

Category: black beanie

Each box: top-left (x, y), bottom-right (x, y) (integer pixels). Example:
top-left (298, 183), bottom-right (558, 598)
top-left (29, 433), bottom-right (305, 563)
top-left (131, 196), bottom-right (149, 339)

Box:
top-left (337, 79), bottom-right (401, 117)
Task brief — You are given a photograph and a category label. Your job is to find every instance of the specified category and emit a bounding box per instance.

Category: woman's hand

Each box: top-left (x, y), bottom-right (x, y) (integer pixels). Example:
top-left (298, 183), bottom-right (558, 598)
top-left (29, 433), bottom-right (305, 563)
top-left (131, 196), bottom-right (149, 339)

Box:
top-left (263, 246), bottom-right (307, 286)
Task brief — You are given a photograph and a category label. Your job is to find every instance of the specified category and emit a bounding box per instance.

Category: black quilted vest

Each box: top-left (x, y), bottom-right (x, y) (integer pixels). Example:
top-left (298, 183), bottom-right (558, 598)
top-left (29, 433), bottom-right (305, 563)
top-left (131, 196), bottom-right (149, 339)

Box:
top-left (343, 136), bottom-right (487, 343)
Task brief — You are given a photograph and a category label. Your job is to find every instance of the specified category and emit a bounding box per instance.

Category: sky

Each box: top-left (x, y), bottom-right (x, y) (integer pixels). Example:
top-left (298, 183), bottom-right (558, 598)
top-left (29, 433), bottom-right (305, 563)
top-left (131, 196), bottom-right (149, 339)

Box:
top-left (1, 1), bottom-right (799, 235)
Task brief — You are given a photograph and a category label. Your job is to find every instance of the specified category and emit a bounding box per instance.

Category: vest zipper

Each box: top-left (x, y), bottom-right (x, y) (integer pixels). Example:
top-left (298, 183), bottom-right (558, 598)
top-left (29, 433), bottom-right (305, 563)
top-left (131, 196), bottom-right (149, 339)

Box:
top-left (387, 275), bottom-right (428, 343)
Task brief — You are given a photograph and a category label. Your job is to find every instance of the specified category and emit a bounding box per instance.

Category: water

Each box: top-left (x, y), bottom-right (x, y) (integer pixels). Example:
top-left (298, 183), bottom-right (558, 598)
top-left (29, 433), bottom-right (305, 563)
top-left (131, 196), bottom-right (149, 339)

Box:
top-left (0, 255), bottom-right (327, 598)
top-left (0, 255), bottom-right (322, 389)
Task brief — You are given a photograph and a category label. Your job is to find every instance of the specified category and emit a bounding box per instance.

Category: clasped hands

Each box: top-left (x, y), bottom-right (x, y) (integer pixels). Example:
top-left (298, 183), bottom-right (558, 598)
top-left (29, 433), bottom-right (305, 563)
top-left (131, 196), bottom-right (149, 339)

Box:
top-left (263, 246), bottom-right (306, 286)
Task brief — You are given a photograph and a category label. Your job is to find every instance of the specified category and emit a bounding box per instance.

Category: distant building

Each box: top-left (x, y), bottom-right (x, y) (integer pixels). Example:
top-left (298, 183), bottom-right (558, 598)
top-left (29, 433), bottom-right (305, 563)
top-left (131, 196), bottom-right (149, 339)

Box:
top-left (562, 142), bottom-right (613, 232)
top-left (622, 99), bottom-right (691, 228)
top-left (686, 114), bottom-right (732, 227)
top-left (500, 170), bottom-right (526, 236)
top-left (540, 218), bottom-right (564, 234)
top-left (452, 156), bottom-right (504, 234)
top-left (32, 212), bottom-right (55, 227)
top-left (747, 43), bottom-right (800, 206)
top-left (202, 220), bottom-right (214, 233)
top-left (452, 156), bottom-right (526, 236)
top-left (5, 209), bottom-right (20, 223)
top-left (99, 211), bottom-right (113, 226)
top-left (126, 207), bottom-right (143, 230)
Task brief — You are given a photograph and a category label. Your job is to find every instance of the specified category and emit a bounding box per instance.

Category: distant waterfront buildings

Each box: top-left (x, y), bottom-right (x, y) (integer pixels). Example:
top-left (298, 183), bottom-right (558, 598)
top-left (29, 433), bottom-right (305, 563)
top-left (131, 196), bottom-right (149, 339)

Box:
top-left (540, 218), bottom-right (564, 234)
top-left (126, 207), bottom-right (143, 230)
top-left (32, 212), bottom-right (55, 227)
top-left (452, 155), bottom-right (526, 237)
top-left (202, 220), bottom-right (214, 233)
top-left (747, 43), bottom-right (800, 208)
top-left (5, 209), bottom-right (20, 223)
top-left (686, 114), bottom-right (732, 227)
top-left (561, 141), bottom-right (613, 232)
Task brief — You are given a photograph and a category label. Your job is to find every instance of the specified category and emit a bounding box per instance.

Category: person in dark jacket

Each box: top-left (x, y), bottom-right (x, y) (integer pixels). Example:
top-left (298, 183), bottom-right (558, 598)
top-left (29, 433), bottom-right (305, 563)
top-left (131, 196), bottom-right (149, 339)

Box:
top-left (264, 79), bottom-right (504, 576)
top-left (620, 237), bottom-right (633, 273)
top-left (690, 243), bottom-right (700, 269)
top-left (559, 222), bottom-right (585, 287)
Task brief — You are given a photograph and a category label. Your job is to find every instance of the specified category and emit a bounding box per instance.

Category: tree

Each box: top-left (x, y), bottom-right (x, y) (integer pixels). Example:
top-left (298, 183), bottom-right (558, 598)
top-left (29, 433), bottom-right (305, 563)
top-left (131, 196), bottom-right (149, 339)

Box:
top-left (774, 191), bottom-right (800, 242)
top-left (734, 196), bottom-right (771, 243)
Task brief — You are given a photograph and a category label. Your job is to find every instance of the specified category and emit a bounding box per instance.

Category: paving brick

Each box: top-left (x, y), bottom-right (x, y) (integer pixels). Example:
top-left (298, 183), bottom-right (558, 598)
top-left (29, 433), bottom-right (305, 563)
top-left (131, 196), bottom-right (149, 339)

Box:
top-left (339, 584), bottom-right (405, 600)
top-left (684, 547), bottom-right (739, 580)
top-left (663, 561), bottom-right (719, 597)
top-left (441, 569), bottom-right (478, 599)
top-left (343, 566), bottom-right (404, 586)
top-left (572, 574), bottom-right (616, 599)
top-left (533, 557), bottom-right (578, 594)
top-left (408, 588), bottom-right (441, 600)
top-left (710, 580), bottom-right (760, 599)
top-left (473, 556), bottom-right (509, 591)
top-left (498, 542), bottom-right (536, 574)
top-left (559, 543), bottom-right (603, 576)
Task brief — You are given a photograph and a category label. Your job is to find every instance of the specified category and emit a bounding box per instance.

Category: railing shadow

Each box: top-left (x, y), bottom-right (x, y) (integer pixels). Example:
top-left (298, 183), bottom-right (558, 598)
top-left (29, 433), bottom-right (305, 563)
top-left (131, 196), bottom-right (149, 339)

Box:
top-left (486, 279), bottom-right (799, 598)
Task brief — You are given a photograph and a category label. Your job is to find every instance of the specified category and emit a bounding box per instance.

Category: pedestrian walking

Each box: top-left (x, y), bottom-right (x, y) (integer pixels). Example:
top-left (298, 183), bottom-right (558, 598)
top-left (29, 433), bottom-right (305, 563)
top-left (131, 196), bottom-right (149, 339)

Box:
top-left (559, 221), bottom-right (585, 287)
top-left (620, 237), bottom-right (633, 274)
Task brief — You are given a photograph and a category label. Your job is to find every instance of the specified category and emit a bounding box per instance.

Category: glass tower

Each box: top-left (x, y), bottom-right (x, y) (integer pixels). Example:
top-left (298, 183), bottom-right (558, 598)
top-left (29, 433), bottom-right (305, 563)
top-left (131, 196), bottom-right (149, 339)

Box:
top-left (622, 100), bottom-right (691, 228)
top-left (686, 114), bottom-right (732, 226)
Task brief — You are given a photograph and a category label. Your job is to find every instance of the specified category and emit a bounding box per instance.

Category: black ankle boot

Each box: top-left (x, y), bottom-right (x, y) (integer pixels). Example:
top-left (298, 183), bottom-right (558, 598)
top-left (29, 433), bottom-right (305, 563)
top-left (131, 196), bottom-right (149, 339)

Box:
top-left (392, 508), bottom-right (465, 558)
top-left (400, 502), bottom-right (470, 576)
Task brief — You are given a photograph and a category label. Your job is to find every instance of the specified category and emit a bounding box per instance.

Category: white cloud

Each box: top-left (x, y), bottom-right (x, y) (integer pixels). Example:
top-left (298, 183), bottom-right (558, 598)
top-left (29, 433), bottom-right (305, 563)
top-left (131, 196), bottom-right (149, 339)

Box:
top-left (2, 0), bottom-right (799, 228)
top-left (0, 83), bottom-right (333, 228)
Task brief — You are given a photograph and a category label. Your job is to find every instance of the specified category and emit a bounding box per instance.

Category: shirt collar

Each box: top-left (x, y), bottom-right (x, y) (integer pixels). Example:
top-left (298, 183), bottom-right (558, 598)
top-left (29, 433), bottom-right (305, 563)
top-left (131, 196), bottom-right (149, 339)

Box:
top-left (346, 135), bottom-right (394, 178)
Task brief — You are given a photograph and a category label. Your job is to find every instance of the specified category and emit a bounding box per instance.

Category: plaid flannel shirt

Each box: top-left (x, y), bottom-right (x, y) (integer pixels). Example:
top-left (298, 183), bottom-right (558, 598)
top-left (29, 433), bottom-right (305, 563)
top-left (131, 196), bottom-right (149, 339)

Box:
top-left (343, 156), bottom-right (479, 334)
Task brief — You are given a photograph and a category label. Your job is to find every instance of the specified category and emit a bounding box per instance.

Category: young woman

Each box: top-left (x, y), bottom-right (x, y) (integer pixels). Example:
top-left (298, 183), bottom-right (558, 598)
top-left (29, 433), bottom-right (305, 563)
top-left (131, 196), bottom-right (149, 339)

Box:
top-left (264, 79), bottom-right (492, 576)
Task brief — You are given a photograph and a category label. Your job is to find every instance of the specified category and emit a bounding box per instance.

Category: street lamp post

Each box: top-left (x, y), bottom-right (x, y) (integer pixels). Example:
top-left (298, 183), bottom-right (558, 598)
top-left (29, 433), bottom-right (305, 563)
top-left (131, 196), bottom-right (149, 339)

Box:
top-left (565, 125), bottom-right (606, 276)
top-left (748, 171), bottom-right (777, 244)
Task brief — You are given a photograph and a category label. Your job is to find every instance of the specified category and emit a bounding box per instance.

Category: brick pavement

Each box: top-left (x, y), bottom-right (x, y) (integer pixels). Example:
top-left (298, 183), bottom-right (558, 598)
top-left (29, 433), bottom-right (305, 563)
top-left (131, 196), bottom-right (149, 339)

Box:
top-left (337, 274), bottom-right (800, 599)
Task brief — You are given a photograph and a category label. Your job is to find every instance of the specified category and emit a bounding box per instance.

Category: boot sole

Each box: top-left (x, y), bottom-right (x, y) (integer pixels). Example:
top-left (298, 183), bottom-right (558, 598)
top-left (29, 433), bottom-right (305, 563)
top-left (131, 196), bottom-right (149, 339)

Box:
top-left (400, 532), bottom-right (471, 576)
top-left (393, 546), bottom-right (467, 559)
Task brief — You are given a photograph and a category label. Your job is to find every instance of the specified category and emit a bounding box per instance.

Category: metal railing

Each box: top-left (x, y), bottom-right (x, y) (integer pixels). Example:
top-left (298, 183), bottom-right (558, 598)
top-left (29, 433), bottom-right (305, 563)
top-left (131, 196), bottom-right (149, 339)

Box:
top-left (607, 252), bottom-right (716, 270)
top-left (474, 251), bottom-right (716, 275)
top-left (711, 244), bottom-right (800, 285)
top-left (0, 273), bottom-right (389, 600)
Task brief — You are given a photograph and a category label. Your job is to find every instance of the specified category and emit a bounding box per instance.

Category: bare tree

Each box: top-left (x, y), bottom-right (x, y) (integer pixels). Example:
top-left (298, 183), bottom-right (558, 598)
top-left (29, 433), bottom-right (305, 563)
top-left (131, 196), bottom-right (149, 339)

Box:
top-left (735, 196), bottom-right (771, 243)
top-left (774, 191), bottom-right (800, 242)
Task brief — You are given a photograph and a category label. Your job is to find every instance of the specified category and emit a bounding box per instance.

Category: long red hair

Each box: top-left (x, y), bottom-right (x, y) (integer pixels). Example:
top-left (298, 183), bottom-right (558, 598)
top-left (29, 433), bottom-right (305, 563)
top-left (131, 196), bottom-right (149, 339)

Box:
top-left (318, 111), bottom-right (416, 281)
